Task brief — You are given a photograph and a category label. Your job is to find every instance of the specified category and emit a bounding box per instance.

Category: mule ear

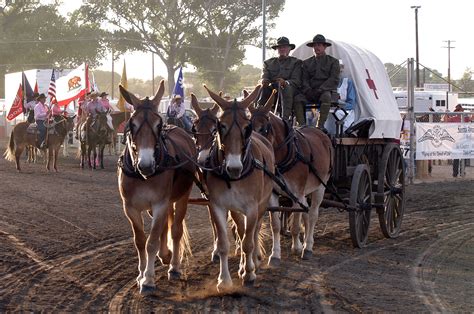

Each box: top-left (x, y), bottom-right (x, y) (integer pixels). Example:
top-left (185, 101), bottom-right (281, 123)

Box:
top-left (210, 103), bottom-right (220, 116)
top-left (240, 84), bottom-right (261, 109)
top-left (243, 89), bottom-right (249, 98)
top-left (263, 89), bottom-right (277, 112)
top-left (119, 85), bottom-right (139, 108)
top-left (152, 80), bottom-right (165, 106)
top-left (190, 93), bottom-right (202, 116)
top-left (204, 85), bottom-right (230, 109)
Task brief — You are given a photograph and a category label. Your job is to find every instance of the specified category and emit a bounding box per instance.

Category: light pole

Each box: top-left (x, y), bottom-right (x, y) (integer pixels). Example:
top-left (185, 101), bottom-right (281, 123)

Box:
top-left (411, 6), bottom-right (421, 88)
top-left (262, 0), bottom-right (266, 63)
top-left (442, 40), bottom-right (455, 92)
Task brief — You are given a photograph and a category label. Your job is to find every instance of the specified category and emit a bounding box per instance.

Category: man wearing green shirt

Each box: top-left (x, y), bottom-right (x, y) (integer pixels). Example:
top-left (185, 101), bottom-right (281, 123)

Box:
top-left (260, 37), bottom-right (303, 124)
top-left (301, 34), bottom-right (340, 130)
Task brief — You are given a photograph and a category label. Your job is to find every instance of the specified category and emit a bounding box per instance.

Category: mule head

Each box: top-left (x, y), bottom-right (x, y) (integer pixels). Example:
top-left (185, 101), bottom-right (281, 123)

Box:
top-left (119, 80), bottom-right (165, 178)
top-left (191, 94), bottom-right (220, 164)
top-left (249, 89), bottom-right (276, 140)
top-left (204, 84), bottom-right (261, 179)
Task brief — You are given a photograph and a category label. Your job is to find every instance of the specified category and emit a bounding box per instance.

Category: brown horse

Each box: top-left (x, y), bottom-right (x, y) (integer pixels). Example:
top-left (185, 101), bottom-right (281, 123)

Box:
top-left (4, 115), bottom-right (75, 172)
top-left (109, 111), bottom-right (131, 155)
top-left (249, 90), bottom-right (333, 263)
top-left (197, 85), bottom-right (275, 292)
top-left (78, 112), bottom-right (110, 169)
top-left (117, 81), bottom-right (196, 294)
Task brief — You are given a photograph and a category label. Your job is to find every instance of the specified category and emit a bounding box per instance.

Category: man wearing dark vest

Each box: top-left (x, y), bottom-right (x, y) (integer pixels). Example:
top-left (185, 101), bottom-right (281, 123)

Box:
top-left (259, 36), bottom-right (303, 124)
top-left (301, 34), bottom-right (340, 131)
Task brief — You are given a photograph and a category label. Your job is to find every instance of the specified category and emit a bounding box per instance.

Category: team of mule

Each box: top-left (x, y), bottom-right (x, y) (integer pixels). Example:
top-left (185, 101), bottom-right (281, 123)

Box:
top-left (3, 80), bottom-right (334, 294)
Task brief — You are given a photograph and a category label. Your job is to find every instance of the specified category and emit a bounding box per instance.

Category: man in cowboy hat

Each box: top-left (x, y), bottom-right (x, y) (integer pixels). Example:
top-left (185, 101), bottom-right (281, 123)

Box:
top-left (33, 93), bottom-right (49, 148)
top-left (300, 34), bottom-right (340, 131)
top-left (167, 94), bottom-right (192, 131)
top-left (259, 36), bottom-right (303, 124)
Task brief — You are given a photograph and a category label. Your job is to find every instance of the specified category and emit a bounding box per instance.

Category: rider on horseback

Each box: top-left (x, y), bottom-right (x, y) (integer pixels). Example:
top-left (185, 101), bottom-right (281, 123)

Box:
top-left (25, 92), bottom-right (39, 123)
top-left (33, 93), bottom-right (49, 149)
top-left (167, 94), bottom-right (192, 131)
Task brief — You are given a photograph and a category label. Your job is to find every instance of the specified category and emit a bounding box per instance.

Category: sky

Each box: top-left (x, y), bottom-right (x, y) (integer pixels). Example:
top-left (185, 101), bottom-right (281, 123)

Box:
top-left (67, 0), bottom-right (473, 82)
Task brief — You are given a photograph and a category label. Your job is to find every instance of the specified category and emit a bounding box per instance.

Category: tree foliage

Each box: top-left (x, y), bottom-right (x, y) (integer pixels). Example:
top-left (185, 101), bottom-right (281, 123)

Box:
top-left (0, 1), bottom-right (108, 97)
top-left (188, 0), bottom-right (285, 91)
top-left (75, 0), bottom-right (206, 94)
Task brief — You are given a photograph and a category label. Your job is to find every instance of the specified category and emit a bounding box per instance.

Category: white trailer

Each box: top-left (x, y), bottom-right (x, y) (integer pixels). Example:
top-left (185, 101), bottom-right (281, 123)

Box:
top-left (393, 90), bottom-right (458, 112)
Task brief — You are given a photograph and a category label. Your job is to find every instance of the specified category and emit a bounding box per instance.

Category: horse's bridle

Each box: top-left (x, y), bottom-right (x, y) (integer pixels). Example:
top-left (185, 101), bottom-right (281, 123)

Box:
top-left (216, 100), bottom-right (253, 154)
top-left (250, 110), bottom-right (273, 137)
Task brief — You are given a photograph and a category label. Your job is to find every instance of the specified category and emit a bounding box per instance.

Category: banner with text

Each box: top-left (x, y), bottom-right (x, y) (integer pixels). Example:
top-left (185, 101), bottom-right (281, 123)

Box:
top-left (416, 122), bottom-right (474, 160)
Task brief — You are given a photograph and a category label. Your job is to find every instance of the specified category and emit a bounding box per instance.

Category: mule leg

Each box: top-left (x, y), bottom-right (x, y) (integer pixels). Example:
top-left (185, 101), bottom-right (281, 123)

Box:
top-left (268, 194), bottom-right (282, 267)
top-left (139, 202), bottom-right (168, 294)
top-left (168, 189), bottom-right (191, 280)
top-left (290, 209), bottom-right (303, 255)
top-left (157, 208), bottom-right (171, 265)
top-left (211, 205), bottom-right (232, 292)
top-left (302, 188), bottom-right (323, 260)
top-left (208, 205), bottom-right (220, 263)
top-left (124, 205), bottom-right (147, 286)
top-left (230, 211), bottom-right (245, 257)
top-left (241, 208), bottom-right (258, 286)
top-left (100, 145), bottom-right (105, 169)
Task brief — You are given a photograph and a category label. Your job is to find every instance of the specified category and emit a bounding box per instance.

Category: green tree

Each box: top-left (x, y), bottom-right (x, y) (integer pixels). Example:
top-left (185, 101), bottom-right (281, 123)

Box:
top-left (75, 0), bottom-right (205, 95)
top-left (188, 0), bottom-right (285, 91)
top-left (454, 68), bottom-right (474, 93)
top-left (0, 1), bottom-right (108, 97)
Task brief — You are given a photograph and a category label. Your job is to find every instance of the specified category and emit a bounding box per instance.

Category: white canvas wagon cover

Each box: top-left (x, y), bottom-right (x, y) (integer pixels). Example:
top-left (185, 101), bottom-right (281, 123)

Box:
top-left (292, 40), bottom-right (402, 139)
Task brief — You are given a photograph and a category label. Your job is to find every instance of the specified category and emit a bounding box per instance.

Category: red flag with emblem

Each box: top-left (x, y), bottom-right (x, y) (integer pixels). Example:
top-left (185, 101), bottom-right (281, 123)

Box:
top-left (7, 84), bottom-right (24, 121)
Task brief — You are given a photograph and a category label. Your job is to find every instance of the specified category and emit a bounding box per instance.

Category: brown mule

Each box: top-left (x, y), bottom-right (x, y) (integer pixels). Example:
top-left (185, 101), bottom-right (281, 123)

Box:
top-left (249, 90), bottom-right (334, 263)
top-left (196, 84), bottom-right (275, 292)
top-left (4, 115), bottom-right (75, 172)
top-left (117, 80), bottom-right (196, 294)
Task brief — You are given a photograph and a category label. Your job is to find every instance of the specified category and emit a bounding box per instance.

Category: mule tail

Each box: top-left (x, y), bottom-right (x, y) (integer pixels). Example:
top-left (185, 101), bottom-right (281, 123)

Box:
top-left (4, 131), bottom-right (16, 162)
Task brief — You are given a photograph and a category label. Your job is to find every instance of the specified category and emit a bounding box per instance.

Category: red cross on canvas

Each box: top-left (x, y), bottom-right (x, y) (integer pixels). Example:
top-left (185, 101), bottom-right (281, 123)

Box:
top-left (365, 69), bottom-right (378, 99)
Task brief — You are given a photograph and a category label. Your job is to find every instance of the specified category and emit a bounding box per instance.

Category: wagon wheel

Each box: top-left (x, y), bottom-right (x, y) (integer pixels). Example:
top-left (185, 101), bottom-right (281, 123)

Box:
top-left (377, 144), bottom-right (406, 238)
top-left (349, 164), bottom-right (372, 248)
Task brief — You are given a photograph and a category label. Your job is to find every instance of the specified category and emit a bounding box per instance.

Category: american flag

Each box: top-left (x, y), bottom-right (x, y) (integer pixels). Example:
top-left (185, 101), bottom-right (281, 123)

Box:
top-left (48, 69), bottom-right (57, 104)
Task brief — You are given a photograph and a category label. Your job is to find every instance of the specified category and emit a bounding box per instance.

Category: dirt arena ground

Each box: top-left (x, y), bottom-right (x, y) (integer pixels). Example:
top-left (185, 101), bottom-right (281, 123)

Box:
top-left (1, 146), bottom-right (473, 312)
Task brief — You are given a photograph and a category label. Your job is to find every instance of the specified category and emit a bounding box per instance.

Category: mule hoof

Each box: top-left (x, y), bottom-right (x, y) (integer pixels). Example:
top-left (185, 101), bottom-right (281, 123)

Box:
top-left (301, 249), bottom-right (313, 260)
top-left (217, 280), bottom-right (233, 293)
top-left (168, 270), bottom-right (181, 281)
top-left (139, 284), bottom-right (156, 295)
top-left (211, 253), bottom-right (220, 264)
top-left (243, 279), bottom-right (255, 287)
top-left (268, 257), bottom-right (281, 267)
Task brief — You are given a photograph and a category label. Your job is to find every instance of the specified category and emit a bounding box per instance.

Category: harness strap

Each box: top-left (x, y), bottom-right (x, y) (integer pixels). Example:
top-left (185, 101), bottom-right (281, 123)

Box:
top-left (253, 159), bottom-right (309, 213)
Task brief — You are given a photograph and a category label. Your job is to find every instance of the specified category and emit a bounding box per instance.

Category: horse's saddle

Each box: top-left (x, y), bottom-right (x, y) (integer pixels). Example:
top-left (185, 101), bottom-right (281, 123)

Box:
top-left (26, 123), bottom-right (56, 135)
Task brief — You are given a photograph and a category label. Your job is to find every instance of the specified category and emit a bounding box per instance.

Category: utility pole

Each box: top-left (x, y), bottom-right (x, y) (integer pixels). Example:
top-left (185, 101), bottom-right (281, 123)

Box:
top-left (262, 0), bottom-right (266, 63)
top-left (411, 6), bottom-right (421, 88)
top-left (111, 46), bottom-right (114, 100)
top-left (442, 40), bottom-right (455, 92)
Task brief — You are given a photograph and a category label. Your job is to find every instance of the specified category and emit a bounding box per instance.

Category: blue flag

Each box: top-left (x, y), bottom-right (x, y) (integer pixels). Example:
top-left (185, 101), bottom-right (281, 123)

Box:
top-left (22, 72), bottom-right (35, 103)
top-left (171, 67), bottom-right (184, 99)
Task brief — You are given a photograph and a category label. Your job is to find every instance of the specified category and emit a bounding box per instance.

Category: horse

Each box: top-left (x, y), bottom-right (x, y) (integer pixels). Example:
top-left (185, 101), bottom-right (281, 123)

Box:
top-left (249, 90), bottom-right (333, 263)
top-left (117, 80), bottom-right (197, 294)
top-left (190, 97), bottom-right (246, 263)
top-left (4, 114), bottom-right (75, 172)
top-left (196, 84), bottom-right (275, 292)
top-left (78, 111), bottom-right (111, 169)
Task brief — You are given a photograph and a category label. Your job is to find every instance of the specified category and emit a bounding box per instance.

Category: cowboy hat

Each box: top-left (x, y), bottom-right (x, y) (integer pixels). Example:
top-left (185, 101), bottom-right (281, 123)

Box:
top-left (306, 34), bottom-right (332, 47)
top-left (173, 94), bottom-right (182, 100)
top-left (89, 91), bottom-right (99, 98)
top-left (35, 93), bottom-right (46, 100)
top-left (271, 36), bottom-right (296, 50)
top-left (99, 92), bottom-right (109, 97)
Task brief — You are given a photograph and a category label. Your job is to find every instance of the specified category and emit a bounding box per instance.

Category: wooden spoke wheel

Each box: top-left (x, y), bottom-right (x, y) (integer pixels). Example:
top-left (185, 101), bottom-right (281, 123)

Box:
top-left (377, 144), bottom-right (406, 238)
top-left (349, 164), bottom-right (372, 248)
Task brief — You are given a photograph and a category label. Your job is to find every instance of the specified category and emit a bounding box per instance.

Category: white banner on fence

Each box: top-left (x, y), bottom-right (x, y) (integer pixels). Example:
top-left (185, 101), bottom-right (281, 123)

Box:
top-left (416, 123), bottom-right (474, 160)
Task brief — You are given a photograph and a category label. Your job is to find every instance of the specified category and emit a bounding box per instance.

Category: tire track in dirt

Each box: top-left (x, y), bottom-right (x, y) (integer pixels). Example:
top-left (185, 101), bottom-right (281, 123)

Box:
top-left (411, 222), bottom-right (474, 312)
